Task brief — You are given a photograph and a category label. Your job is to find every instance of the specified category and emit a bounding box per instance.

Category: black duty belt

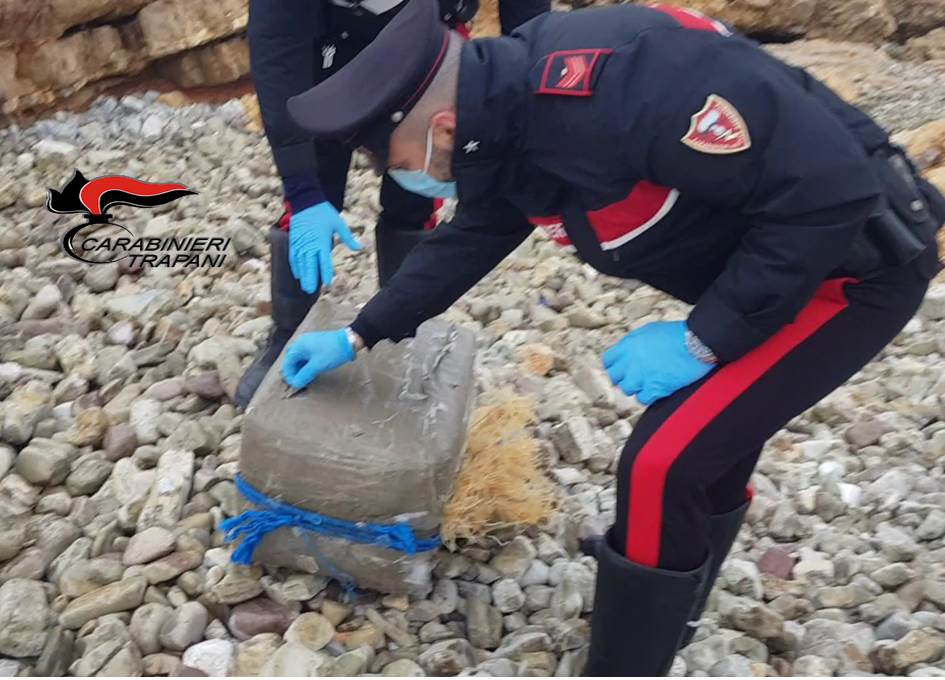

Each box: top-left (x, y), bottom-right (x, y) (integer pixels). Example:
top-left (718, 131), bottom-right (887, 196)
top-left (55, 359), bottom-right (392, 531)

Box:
top-left (863, 144), bottom-right (940, 269)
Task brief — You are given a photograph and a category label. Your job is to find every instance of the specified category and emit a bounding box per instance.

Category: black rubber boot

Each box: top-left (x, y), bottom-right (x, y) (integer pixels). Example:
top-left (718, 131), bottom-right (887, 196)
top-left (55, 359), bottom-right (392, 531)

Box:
top-left (584, 530), bottom-right (707, 677)
top-left (234, 226), bottom-right (320, 409)
top-left (375, 222), bottom-right (432, 287)
top-left (678, 501), bottom-right (750, 648)
top-left (579, 534), bottom-right (603, 559)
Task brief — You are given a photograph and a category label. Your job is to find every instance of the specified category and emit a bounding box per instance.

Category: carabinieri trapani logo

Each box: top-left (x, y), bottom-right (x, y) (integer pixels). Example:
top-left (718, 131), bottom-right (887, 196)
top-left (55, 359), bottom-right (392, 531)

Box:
top-left (46, 170), bottom-right (230, 267)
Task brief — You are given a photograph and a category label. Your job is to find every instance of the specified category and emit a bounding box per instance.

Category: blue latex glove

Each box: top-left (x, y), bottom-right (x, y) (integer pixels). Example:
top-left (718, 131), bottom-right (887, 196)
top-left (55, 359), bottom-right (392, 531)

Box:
top-left (602, 321), bottom-right (715, 406)
top-left (289, 201), bottom-right (362, 294)
top-left (282, 329), bottom-right (355, 390)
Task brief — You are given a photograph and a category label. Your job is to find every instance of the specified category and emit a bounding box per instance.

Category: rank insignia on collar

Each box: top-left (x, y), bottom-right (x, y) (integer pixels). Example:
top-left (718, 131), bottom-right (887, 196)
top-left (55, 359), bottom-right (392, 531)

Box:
top-left (681, 94), bottom-right (751, 154)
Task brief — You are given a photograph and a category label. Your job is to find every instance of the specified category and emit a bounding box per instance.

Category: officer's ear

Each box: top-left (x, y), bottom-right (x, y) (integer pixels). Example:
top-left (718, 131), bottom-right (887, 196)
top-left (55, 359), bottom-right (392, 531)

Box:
top-left (430, 111), bottom-right (456, 151)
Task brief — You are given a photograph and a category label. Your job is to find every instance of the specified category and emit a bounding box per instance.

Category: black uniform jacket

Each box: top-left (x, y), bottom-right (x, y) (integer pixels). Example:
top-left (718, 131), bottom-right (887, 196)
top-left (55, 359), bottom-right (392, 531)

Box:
top-left (349, 3), bottom-right (927, 363)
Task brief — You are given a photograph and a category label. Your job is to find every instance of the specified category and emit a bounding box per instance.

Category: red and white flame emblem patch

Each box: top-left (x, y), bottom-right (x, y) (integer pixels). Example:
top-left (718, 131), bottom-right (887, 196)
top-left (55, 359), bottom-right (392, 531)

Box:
top-left (681, 94), bottom-right (751, 155)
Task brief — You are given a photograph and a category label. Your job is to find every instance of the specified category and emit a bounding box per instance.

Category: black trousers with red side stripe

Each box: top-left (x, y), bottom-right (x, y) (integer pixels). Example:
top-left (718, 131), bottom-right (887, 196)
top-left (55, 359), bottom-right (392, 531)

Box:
top-left (613, 245), bottom-right (939, 571)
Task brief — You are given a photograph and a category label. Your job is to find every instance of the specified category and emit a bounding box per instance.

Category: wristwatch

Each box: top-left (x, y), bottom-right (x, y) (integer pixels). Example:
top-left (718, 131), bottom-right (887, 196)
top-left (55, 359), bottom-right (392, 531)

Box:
top-left (685, 329), bottom-right (718, 365)
top-left (344, 326), bottom-right (362, 352)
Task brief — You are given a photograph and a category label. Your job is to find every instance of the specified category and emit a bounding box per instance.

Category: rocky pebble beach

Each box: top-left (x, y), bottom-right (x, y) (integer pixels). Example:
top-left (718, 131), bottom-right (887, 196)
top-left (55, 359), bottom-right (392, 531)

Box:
top-left (0, 37), bottom-right (944, 677)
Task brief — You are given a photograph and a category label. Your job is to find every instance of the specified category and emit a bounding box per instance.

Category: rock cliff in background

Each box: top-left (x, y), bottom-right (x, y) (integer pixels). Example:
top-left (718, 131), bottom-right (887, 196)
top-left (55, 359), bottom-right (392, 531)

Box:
top-left (0, 0), bottom-right (152, 44)
top-left (890, 0), bottom-right (945, 36)
top-left (899, 118), bottom-right (945, 197)
top-left (628, 0), bottom-right (945, 46)
top-left (1, 0), bottom-right (945, 121)
top-left (0, 0), bottom-right (248, 120)
top-left (906, 26), bottom-right (945, 60)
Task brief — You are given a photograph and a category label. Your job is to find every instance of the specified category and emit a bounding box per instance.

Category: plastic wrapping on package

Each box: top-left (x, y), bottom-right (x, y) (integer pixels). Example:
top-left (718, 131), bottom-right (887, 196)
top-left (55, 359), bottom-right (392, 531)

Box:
top-left (239, 299), bottom-right (476, 596)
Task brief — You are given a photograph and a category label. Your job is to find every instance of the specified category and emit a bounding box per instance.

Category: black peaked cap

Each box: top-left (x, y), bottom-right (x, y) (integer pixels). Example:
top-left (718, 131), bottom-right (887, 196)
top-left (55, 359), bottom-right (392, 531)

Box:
top-left (287, 0), bottom-right (451, 163)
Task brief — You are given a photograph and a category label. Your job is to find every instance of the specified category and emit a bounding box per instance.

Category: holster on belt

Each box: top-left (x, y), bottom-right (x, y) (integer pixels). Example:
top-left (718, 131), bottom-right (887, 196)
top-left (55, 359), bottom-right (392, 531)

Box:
top-left (846, 144), bottom-right (944, 279)
top-left (439, 0), bottom-right (479, 24)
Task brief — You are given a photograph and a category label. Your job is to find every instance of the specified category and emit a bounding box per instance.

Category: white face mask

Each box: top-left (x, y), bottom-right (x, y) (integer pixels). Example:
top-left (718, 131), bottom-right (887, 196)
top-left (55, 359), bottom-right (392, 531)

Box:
top-left (388, 127), bottom-right (457, 199)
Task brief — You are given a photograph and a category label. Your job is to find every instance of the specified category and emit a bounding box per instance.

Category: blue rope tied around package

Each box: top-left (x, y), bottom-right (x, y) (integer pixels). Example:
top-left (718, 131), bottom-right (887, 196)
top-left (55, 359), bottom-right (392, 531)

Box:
top-left (221, 474), bottom-right (441, 565)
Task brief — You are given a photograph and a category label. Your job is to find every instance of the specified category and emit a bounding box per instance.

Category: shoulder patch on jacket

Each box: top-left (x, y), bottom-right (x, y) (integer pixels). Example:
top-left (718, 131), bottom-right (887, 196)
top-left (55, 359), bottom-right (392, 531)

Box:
top-left (681, 94), bottom-right (751, 154)
top-left (535, 49), bottom-right (613, 97)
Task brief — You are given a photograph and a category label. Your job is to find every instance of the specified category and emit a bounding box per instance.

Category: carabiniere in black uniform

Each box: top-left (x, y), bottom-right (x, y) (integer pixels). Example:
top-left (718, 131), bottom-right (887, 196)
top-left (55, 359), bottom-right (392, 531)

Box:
top-left (288, 0), bottom-right (945, 675)
top-left (236, 0), bottom-right (549, 408)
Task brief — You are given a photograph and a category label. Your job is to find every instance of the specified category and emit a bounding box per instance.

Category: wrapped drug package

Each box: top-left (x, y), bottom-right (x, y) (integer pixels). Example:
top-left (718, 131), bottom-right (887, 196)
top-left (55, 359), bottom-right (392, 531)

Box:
top-left (235, 300), bottom-right (477, 597)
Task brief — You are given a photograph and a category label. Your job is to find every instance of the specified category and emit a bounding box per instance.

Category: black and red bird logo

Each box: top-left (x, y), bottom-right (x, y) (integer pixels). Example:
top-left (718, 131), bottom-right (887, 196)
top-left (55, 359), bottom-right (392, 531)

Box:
top-left (47, 170), bottom-right (196, 263)
top-left (47, 170), bottom-right (195, 221)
